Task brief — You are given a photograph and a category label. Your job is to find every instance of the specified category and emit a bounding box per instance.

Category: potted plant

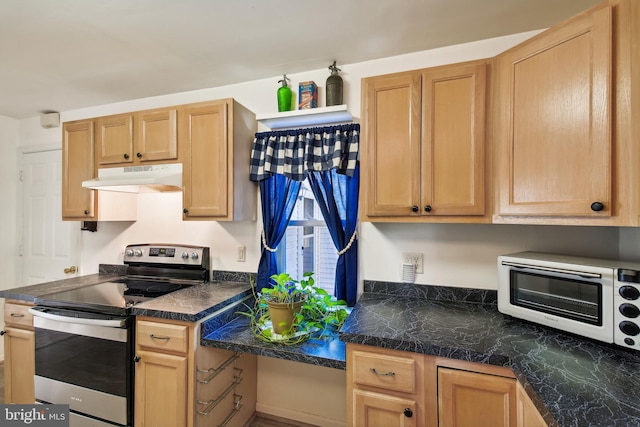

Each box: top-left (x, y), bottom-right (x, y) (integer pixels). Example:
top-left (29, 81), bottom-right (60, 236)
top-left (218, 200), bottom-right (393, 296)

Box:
top-left (239, 272), bottom-right (349, 345)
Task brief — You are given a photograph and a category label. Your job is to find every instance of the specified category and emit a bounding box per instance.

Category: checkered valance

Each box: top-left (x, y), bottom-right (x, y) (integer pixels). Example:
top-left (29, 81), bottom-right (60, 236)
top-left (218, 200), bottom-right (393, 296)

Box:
top-left (249, 123), bottom-right (359, 182)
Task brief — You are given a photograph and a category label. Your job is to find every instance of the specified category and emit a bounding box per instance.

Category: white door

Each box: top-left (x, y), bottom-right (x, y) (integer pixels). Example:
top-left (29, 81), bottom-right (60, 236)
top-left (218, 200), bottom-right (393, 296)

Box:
top-left (20, 149), bottom-right (79, 285)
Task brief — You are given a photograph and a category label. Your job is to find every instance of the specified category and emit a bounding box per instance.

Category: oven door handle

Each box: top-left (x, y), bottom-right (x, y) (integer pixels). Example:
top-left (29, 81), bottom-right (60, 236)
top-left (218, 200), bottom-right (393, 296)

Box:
top-left (29, 307), bottom-right (127, 328)
top-left (500, 261), bottom-right (602, 279)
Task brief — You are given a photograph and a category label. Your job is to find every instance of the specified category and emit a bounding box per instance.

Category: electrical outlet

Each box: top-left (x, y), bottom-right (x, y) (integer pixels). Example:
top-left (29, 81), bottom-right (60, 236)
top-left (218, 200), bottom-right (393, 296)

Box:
top-left (237, 246), bottom-right (246, 262)
top-left (401, 252), bottom-right (423, 274)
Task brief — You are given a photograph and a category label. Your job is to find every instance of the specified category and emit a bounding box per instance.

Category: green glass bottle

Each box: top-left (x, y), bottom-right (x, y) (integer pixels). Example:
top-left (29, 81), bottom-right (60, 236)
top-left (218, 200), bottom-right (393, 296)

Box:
top-left (277, 74), bottom-right (292, 112)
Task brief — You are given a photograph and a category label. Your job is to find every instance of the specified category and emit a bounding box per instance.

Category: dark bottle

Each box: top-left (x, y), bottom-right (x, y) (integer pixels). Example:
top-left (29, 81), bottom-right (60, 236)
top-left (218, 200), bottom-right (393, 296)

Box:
top-left (326, 61), bottom-right (343, 106)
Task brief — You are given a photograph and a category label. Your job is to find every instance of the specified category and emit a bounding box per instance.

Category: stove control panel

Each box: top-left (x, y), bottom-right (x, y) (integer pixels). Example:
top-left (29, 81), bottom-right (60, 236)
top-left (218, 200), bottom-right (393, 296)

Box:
top-left (124, 244), bottom-right (210, 268)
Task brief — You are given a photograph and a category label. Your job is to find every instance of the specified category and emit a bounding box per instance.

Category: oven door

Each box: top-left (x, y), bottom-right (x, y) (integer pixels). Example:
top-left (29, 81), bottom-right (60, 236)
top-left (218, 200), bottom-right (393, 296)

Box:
top-left (498, 259), bottom-right (614, 343)
top-left (30, 307), bottom-right (133, 427)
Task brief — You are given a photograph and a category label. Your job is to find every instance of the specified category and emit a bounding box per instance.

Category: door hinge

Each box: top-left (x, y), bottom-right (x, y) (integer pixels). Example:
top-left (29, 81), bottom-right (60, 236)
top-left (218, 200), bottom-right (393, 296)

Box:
top-left (19, 170), bottom-right (23, 182)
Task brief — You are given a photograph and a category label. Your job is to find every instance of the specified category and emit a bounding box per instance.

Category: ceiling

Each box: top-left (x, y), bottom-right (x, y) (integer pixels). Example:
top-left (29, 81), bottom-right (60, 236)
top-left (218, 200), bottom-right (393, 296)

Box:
top-left (0, 0), bottom-right (602, 120)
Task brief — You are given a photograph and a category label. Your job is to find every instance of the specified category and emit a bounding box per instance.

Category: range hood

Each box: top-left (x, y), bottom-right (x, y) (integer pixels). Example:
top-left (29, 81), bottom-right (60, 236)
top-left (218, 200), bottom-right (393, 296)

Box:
top-left (82, 163), bottom-right (183, 193)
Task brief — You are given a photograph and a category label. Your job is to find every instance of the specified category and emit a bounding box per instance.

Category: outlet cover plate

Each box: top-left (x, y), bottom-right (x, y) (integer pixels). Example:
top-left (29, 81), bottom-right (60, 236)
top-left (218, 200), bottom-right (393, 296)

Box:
top-left (402, 252), bottom-right (423, 274)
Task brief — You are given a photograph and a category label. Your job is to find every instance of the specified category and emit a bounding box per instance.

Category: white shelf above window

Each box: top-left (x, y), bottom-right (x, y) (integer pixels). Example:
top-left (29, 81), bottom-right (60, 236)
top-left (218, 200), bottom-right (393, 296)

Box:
top-left (256, 105), bottom-right (352, 130)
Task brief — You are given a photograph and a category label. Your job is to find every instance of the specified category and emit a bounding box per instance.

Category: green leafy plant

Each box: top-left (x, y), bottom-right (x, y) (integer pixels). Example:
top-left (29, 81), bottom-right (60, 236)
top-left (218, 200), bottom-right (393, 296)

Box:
top-left (238, 272), bottom-right (349, 345)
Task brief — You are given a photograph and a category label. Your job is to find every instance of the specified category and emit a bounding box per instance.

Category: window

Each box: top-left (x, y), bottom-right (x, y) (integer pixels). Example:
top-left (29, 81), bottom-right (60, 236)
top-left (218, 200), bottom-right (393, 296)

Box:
top-left (275, 179), bottom-right (338, 295)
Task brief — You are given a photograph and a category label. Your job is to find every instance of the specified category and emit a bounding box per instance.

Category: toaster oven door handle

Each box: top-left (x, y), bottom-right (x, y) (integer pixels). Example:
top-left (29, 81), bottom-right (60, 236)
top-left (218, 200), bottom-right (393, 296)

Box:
top-left (28, 307), bottom-right (127, 328)
top-left (500, 261), bottom-right (602, 279)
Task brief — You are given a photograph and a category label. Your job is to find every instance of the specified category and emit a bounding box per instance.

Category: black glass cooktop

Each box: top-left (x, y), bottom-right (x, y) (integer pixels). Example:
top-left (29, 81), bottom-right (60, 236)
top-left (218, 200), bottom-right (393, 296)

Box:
top-left (35, 279), bottom-right (191, 316)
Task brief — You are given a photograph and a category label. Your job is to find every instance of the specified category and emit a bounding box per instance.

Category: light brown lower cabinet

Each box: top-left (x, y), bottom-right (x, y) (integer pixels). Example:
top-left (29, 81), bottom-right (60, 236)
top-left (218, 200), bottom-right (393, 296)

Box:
top-left (347, 343), bottom-right (548, 427)
top-left (2, 301), bottom-right (35, 404)
top-left (134, 317), bottom-right (256, 427)
top-left (438, 367), bottom-right (516, 427)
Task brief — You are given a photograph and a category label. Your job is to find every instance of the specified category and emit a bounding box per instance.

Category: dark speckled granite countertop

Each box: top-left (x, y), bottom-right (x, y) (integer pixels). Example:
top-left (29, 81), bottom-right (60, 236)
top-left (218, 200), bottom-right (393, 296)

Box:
top-left (339, 282), bottom-right (640, 427)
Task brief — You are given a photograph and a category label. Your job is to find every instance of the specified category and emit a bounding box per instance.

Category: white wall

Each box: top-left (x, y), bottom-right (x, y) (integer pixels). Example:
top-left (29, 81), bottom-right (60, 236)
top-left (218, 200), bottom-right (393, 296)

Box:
top-left (0, 114), bottom-right (19, 360)
top-left (11, 30), bottom-right (636, 423)
top-left (0, 115), bottom-right (19, 290)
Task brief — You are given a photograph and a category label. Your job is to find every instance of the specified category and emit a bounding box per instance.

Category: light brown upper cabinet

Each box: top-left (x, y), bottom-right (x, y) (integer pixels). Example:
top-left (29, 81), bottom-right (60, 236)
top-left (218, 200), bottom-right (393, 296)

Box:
top-left (494, 0), bottom-right (640, 226)
top-left (180, 99), bottom-right (256, 221)
top-left (95, 108), bottom-right (177, 167)
top-left (62, 119), bottom-right (96, 219)
top-left (361, 59), bottom-right (490, 223)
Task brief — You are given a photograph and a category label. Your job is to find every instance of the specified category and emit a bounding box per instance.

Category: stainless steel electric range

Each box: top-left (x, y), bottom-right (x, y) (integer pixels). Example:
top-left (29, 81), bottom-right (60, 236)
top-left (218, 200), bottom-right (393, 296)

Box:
top-left (30, 244), bottom-right (210, 427)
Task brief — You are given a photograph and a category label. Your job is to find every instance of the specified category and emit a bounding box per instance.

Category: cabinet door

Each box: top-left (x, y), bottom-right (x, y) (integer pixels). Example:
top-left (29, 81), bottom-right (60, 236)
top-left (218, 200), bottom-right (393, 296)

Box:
top-left (136, 109), bottom-right (178, 162)
top-left (96, 113), bottom-right (134, 165)
top-left (134, 350), bottom-right (188, 427)
top-left (422, 61), bottom-right (487, 216)
top-left (496, 5), bottom-right (612, 217)
top-left (516, 383), bottom-right (548, 427)
top-left (62, 120), bottom-right (96, 219)
top-left (438, 367), bottom-right (516, 427)
top-left (180, 101), bottom-right (230, 219)
top-left (4, 327), bottom-right (35, 404)
top-left (353, 389), bottom-right (417, 427)
top-left (362, 72), bottom-right (422, 217)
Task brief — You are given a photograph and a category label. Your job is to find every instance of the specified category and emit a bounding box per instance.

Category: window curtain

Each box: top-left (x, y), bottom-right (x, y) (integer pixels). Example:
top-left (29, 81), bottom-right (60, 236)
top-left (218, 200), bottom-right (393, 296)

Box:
top-left (250, 124), bottom-right (359, 302)
top-left (256, 175), bottom-right (301, 292)
top-left (307, 166), bottom-right (359, 306)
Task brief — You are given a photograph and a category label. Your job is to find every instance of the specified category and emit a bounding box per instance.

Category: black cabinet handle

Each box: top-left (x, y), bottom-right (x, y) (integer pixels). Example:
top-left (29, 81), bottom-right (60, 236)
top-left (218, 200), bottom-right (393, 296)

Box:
top-left (403, 408), bottom-right (413, 418)
top-left (424, 205), bottom-right (432, 212)
top-left (136, 152), bottom-right (142, 158)
top-left (183, 208), bottom-right (189, 214)
top-left (84, 210), bottom-right (89, 215)
top-left (591, 202), bottom-right (604, 212)
top-left (411, 206), bottom-right (419, 213)
top-left (0, 330), bottom-right (5, 336)
top-left (123, 153), bottom-right (129, 160)
top-left (133, 356), bottom-right (141, 363)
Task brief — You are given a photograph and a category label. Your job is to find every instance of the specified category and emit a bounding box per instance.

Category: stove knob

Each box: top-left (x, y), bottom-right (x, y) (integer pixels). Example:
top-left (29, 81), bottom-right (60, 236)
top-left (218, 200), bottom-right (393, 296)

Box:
top-left (190, 252), bottom-right (199, 260)
top-left (181, 252), bottom-right (189, 259)
top-left (134, 249), bottom-right (143, 257)
top-left (619, 303), bottom-right (640, 318)
top-left (125, 249), bottom-right (134, 257)
top-left (619, 285), bottom-right (640, 300)
top-left (619, 321), bottom-right (640, 336)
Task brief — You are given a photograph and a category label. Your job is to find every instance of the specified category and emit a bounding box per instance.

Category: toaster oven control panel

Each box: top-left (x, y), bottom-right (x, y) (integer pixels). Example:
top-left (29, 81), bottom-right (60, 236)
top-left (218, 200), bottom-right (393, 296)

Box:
top-left (614, 269), bottom-right (640, 351)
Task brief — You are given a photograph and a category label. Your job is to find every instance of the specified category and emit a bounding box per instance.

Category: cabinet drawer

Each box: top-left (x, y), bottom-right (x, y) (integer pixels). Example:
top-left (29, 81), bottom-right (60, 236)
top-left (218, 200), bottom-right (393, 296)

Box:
top-left (4, 302), bottom-right (34, 328)
top-left (137, 320), bottom-right (188, 354)
top-left (352, 349), bottom-right (418, 394)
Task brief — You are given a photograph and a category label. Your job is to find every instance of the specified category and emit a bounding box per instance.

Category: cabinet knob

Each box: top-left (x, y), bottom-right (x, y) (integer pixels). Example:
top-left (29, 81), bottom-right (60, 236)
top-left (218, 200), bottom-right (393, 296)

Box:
top-left (136, 152), bottom-right (142, 158)
top-left (424, 205), bottom-right (432, 212)
top-left (84, 210), bottom-right (89, 215)
top-left (183, 208), bottom-right (189, 214)
top-left (403, 408), bottom-right (413, 418)
top-left (0, 330), bottom-right (5, 336)
top-left (133, 356), bottom-right (141, 363)
top-left (590, 202), bottom-right (604, 212)
top-left (411, 206), bottom-right (419, 213)
top-left (123, 153), bottom-right (129, 160)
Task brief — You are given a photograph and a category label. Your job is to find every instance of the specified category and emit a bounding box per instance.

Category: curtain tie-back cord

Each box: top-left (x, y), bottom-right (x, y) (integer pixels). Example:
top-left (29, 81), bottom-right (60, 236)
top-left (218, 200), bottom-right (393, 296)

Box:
top-left (261, 229), bottom-right (278, 252)
top-left (337, 230), bottom-right (357, 256)
top-left (262, 228), bottom-right (357, 255)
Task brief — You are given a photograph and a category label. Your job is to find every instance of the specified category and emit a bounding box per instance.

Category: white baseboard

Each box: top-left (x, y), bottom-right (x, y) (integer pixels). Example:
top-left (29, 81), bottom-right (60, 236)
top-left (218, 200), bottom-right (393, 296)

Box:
top-left (256, 402), bottom-right (346, 427)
